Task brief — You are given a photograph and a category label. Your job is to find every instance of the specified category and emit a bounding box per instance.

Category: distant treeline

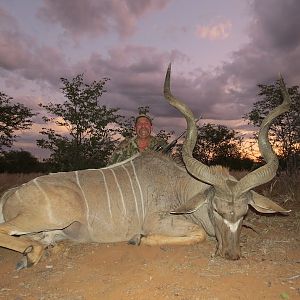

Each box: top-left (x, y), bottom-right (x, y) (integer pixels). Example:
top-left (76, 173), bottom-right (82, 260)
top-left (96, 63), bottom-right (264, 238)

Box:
top-left (0, 151), bottom-right (50, 174)
top-left (1, 74), bottom-right (299, 174)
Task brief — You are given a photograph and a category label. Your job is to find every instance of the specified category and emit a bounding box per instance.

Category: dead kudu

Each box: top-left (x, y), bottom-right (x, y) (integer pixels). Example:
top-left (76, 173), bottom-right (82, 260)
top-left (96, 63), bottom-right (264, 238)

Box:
top-left (0, 65), bottom-right (291, 270)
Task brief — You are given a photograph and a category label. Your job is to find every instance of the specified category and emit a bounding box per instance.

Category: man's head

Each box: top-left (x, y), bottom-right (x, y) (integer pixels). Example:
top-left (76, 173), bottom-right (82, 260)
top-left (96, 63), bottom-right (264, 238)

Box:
top-left (135, 114), bottom-right (152, 139)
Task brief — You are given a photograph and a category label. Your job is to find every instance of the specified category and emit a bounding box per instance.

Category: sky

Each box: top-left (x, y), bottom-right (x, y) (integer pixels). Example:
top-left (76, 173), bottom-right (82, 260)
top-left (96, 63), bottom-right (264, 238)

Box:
top-left (1, 0), bottom-right (300, 159)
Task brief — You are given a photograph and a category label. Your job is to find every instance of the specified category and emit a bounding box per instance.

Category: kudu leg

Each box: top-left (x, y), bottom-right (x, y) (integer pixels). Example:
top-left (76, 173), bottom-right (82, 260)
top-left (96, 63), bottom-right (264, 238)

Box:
top-left (0, 216), bottom-right (59, 269)
top-left (141, 232), bottom-right (205, 246)
top-left (141, 216), bottom-right (206, 246)
top-left (0, 230), bottom-right (44, 269)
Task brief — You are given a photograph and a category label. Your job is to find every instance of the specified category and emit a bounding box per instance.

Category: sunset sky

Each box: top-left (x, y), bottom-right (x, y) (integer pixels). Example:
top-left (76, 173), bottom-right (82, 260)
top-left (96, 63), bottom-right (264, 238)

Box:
top-left (1, 0), bottom-right (299, 159)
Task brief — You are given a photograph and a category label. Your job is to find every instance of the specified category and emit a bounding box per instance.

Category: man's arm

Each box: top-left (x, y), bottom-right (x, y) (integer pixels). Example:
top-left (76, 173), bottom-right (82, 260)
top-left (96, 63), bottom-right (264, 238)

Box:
top-left (107, 138), bottom-right (138, 165)
top-left (107, 140), bottom-right (127, 165)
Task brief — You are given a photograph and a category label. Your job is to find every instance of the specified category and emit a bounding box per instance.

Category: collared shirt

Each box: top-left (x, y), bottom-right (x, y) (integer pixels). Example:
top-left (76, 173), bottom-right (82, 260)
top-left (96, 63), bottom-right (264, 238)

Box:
top-left (108, 136), bottom-right (167, 165)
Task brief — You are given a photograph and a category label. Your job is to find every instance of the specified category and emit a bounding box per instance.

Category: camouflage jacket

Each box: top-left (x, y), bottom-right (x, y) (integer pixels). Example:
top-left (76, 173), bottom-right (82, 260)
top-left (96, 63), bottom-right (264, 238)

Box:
top-left (108, 136), bottom-right (167, 165)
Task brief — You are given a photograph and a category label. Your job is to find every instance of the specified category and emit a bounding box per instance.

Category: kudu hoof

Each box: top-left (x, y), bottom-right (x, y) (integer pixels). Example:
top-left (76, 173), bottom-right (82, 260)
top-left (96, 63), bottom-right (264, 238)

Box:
top-left (15, 245), bottom-right (35, 270)
top-left (128, 234), bottom-right (144, 245)
top-left (15, 256), bottom-right (33, 270)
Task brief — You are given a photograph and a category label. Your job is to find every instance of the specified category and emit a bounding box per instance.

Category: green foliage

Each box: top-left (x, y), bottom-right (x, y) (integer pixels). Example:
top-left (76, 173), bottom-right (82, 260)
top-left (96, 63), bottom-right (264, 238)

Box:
top-left (244, 79), bottom-right (300, 174)
top-left (194, 124), bottom-right (243, 167)
top-left (37, 74), bottom-right (120, 171)
top-left (156, 129), bottom-right (174, 144)
top-left (137, 106), bottom-right (151, 115)
top-left (0, 150), bottom-right (44, 173)
top-left (0, 92), bottom-right (35, 152)
top-left (173, 123), bottom-right (250, 170)
top-left (280, 292), bottom-right (290, 300)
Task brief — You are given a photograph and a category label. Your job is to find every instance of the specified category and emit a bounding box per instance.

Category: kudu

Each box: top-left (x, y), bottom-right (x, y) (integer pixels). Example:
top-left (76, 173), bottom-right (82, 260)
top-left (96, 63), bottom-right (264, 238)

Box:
top-left (0, 65), bottom-right (290, 270)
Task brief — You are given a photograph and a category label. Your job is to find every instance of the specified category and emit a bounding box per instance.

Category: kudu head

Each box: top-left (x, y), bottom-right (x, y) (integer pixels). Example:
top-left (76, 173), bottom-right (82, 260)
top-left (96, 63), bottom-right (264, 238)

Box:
top-left (164, 64), bottom-right (291, 260)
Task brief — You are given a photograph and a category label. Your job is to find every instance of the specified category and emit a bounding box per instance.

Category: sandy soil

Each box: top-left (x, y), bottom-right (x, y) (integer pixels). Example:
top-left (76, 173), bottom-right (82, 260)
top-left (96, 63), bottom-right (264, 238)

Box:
top-left (0, 198), bottom-right (299, 300)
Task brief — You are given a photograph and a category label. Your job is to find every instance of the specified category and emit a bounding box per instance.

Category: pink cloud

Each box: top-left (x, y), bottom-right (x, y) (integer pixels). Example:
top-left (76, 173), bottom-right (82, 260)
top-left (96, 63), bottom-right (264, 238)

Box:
top-left (37, 0), bottom-right (171, 39)
top-left (71, 45), bottom-right (188, 111)
top-left (0, 8), bottom-right (69, 86)
top-left (196, 20), bottom-right (232, 40)
top-left (0, 8), bottom-right (34, 70)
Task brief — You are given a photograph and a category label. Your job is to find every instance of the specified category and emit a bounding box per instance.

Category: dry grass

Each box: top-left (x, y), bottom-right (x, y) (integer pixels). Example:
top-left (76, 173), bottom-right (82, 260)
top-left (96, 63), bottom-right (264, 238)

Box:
top-left (260, 173), bottom-right (300, 203)
top-left (230, 170), bottom-right (300, 203)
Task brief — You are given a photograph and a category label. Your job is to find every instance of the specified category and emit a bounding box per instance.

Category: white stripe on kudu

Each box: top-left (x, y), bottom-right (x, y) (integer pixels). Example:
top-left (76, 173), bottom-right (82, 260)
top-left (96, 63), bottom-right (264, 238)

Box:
top-left (122, 164), bottom-right (140, 223)
top-left (110, 168), bottom-right (127, 215)
top-left (0, 190), bottom-right (11, 223)
top-left (16, 189), bottom-right (21, 201)
top-left (33, 178), bottom-right (55, 223)
top-left (75, 171), bottom-right (91, 227)
top-left (102, 153), bottom-right (140, 169)
top-left (130, 160), bottom-right (145, 221)
top-left (224, 218), bottom-right (242, 233)
top-left (98, 169), bottom-right (113, 219)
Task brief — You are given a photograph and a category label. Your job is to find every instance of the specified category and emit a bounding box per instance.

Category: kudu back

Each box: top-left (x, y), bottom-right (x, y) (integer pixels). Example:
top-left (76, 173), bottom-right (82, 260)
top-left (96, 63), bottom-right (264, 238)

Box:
top-left (0, 65), bottom-right (290, 269)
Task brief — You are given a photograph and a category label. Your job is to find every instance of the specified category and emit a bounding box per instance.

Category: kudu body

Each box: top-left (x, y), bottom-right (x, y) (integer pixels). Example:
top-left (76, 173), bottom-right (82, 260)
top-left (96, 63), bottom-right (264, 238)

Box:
top-left (0, 65), bottom-right (290, 269)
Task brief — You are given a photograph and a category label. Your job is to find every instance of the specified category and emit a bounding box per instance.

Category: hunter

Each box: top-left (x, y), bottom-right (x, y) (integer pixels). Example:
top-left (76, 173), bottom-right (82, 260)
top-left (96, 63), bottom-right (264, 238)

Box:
top-left (109, 114), bottom-right (167, 164)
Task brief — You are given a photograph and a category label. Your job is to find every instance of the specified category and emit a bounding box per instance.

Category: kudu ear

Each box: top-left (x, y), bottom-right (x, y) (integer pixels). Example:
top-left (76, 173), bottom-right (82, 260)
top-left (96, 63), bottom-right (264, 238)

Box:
top-left (249, 191), bottom-right (291, 214)
top-left (170, 193), bottom-right (207, 214)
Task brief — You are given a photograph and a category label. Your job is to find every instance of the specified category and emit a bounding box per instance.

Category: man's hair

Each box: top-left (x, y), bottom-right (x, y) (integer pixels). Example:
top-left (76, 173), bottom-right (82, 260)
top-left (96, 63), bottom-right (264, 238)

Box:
top-left (135, 114), bottom-right (152, 125)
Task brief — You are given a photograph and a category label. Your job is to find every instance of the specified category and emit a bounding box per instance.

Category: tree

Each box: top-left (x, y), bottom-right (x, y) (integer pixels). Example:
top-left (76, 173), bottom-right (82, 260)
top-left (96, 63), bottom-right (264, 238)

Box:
top-left (173, 123), bottom-right (247, 170)
top-left (0, 92), bottom-right (34, 152)
top-left (37, 74), bottom-right (120, 171)
top-left (156, 129), bottom-right (174, 144)
top-left (194, 124), bottom-right (243, 168)
top-left (244, 79), bottom-right (300, 174)
top-left (0, 150), bottom-right (43, 173)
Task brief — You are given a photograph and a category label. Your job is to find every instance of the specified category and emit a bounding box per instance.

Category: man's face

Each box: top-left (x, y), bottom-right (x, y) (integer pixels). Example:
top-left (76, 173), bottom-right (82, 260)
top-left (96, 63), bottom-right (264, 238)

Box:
top-left (135, 117), bottom-right (152, 139)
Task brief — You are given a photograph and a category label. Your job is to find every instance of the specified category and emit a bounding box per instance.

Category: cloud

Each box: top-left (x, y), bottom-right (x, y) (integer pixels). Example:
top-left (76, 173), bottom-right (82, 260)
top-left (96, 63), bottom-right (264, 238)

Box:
top-left (0, 8), bottom-right (70, 86)
top-left (37, 0), bottom-right (171, 39)
top-left (0, 8), bottom-right (33, 70)
top-left (2, 0), bottom-right (300, 145)
top-left (63, 47), bottom-right (191, 138)
top-left (249, 0), bottom-right (300, 51)
top-left (196, 20), bottom-right (232, 40)
top-left (189, 0), bottom-right (300, 123)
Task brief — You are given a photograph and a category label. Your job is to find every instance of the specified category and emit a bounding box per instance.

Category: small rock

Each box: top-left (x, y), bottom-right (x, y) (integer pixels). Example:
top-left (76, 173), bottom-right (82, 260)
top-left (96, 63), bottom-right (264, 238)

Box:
top-left (45, 265), bottom-right (53, 269)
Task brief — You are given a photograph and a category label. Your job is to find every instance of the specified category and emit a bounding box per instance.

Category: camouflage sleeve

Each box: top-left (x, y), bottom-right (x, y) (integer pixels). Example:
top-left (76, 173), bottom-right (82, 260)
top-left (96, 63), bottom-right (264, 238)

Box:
top-left (108, 138), bottom-right (139, 165)
top-left (108, 140), bottom-right (129, 165)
